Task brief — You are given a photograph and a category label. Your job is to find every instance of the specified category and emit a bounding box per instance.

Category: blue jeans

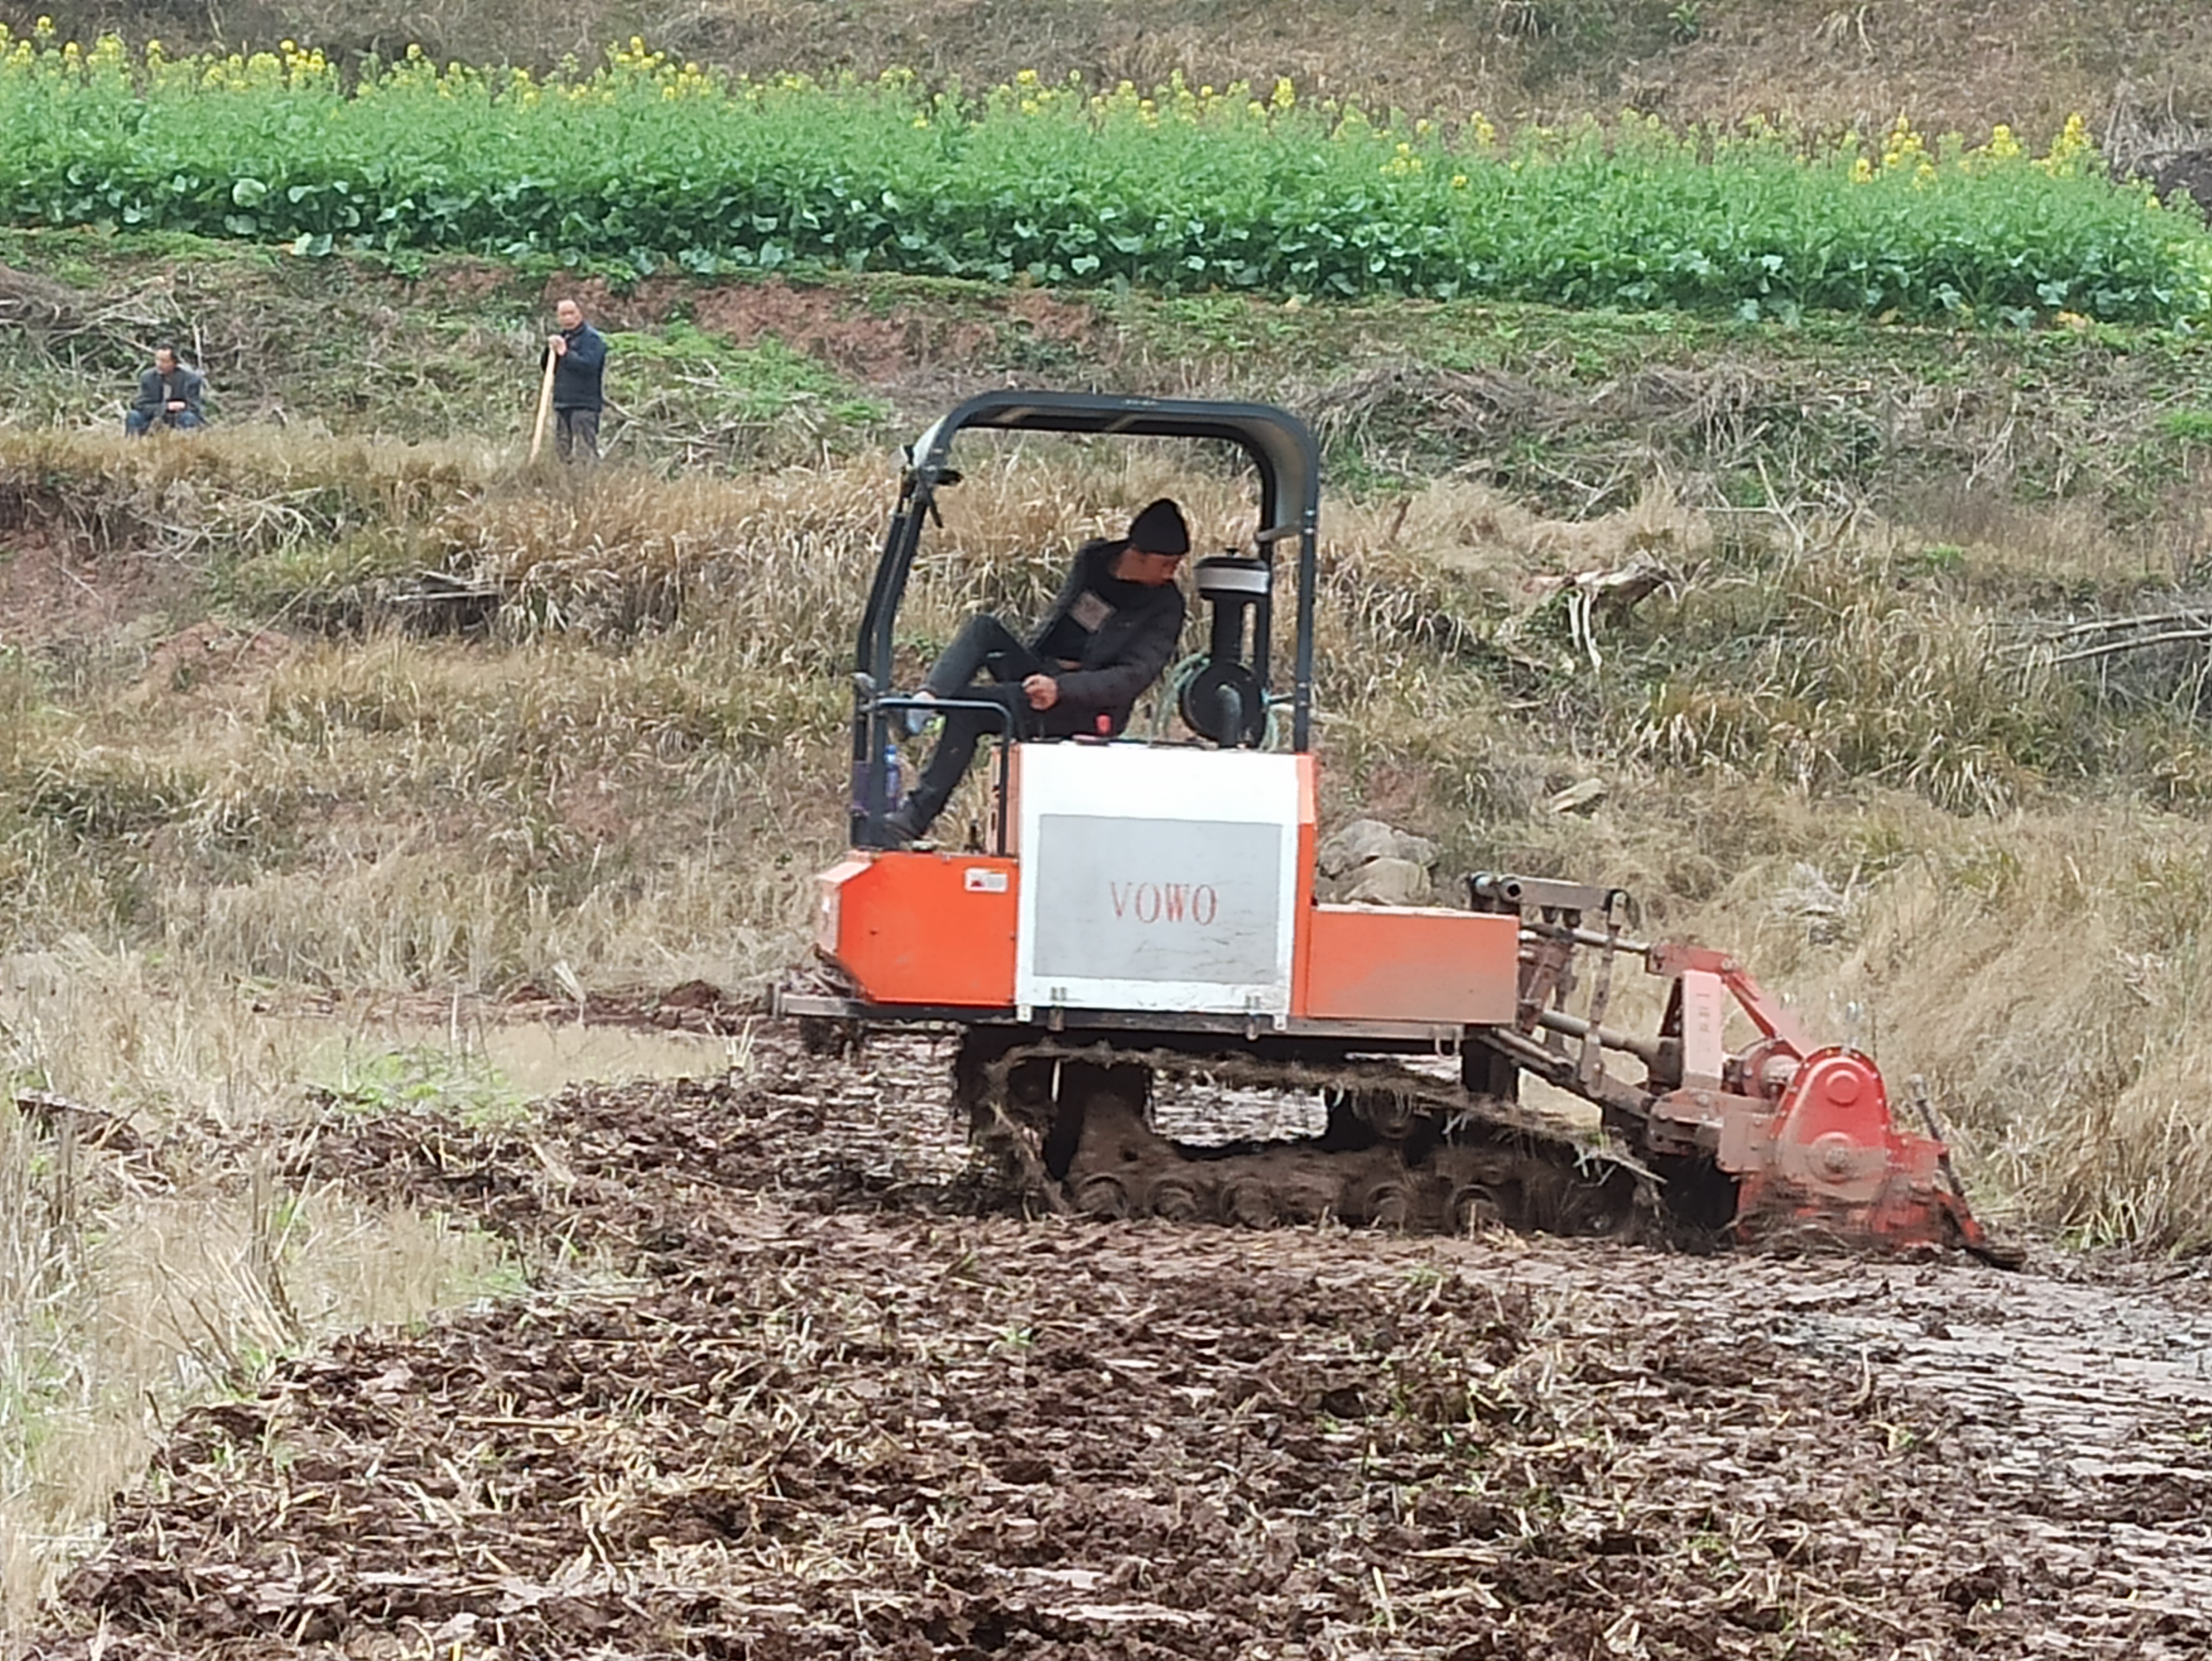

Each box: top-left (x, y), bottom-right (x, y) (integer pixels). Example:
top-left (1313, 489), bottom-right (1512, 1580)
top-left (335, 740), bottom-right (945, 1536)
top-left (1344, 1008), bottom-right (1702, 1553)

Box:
top-left (125, 409), bottom-right (203, 436)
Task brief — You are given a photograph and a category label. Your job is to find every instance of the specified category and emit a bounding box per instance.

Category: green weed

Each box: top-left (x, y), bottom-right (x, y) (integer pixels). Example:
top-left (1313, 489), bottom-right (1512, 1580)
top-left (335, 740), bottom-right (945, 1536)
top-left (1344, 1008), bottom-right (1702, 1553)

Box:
top-left (2157, 408), bottom-right (2212, 442)
top-left (313, 1043), bottom-right (524, 1124)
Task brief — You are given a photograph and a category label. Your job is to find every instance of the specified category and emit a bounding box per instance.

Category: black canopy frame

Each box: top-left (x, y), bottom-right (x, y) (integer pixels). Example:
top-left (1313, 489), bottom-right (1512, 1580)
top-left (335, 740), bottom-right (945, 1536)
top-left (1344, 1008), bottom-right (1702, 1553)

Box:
top-left (850, 390), bottom-right (1324, 850)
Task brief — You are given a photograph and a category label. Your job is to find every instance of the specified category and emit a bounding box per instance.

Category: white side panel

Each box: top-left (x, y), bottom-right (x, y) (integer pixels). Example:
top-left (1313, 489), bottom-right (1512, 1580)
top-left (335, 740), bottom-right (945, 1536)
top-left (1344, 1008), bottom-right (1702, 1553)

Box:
top-left (1014, 744), bottom-right (1300, 1016)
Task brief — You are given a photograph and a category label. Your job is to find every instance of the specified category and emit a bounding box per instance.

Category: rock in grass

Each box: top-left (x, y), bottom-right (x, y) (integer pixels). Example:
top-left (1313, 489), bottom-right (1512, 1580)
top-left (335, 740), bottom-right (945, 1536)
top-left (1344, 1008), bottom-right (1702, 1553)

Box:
top-left (1341, 856), bottom-right (1432, 906)
top-left (1545, 778), bottom-right (1608, 815)
top-left (1318, 819), bottom-right (1437, 877)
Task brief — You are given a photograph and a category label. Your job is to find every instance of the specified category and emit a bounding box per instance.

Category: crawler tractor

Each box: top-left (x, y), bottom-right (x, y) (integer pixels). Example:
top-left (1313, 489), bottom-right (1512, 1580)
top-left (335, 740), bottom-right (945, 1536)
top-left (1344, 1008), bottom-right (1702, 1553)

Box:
top-left (776, 392), bottom-right (2007, 1261)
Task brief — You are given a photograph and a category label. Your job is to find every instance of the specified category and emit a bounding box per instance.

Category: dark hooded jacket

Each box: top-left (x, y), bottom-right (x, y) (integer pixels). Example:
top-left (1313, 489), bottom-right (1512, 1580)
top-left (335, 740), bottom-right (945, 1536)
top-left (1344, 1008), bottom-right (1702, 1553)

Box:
top-left (1026, 538), bottom-right (1187, 727)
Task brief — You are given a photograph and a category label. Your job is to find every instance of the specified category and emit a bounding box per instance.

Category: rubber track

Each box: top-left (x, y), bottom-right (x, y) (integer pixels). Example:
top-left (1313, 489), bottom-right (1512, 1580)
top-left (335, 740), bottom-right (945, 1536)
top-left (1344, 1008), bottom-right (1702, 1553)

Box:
top-left (961, 1040), bottom-right (1653, 1239)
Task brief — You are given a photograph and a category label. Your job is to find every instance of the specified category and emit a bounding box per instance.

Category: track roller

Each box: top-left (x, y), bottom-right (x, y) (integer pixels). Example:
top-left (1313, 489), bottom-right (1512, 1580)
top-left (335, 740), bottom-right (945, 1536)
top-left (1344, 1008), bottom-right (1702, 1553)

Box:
top-left (960, 1032), bottom-right (1648, 1241)
top-left (1072, 1173), bottom-right (1132, 1219)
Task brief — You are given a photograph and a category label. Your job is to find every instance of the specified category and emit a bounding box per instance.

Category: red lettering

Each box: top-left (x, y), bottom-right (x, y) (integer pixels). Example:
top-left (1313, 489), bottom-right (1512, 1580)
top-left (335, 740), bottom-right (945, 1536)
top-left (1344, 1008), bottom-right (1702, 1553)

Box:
top-left (1108, 878), bottom-right (1224, 926)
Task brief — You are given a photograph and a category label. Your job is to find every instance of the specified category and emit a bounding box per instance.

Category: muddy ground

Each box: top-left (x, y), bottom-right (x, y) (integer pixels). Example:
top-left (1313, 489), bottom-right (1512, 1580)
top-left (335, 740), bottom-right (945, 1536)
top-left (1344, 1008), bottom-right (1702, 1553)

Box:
top-left (33, 1026), bottom-right (2212, 1660)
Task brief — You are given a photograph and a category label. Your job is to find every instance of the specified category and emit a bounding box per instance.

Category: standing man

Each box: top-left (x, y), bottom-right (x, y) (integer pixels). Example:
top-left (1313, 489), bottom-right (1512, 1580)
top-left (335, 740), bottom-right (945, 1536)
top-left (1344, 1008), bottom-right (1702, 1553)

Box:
top-left (886, 498), bottom-right (1191, 843)
top-left (545, 298), bottom-right (608, 464)
top-left (124, 345), bottom-right (206, 437)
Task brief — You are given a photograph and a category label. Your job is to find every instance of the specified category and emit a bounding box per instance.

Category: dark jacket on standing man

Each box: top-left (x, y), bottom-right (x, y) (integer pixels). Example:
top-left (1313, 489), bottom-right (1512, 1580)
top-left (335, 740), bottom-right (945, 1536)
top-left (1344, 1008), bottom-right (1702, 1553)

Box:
top-left (549, 322), bottom-right (607, 411)
top-left (132, 363), bottom-right (206, 425)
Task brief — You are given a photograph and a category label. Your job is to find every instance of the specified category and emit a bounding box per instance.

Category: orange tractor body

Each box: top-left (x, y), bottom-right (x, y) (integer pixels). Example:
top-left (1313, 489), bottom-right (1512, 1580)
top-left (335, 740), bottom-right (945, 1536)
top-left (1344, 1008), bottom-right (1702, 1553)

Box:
top-left (779, 392), bottom-right (2005, 1260)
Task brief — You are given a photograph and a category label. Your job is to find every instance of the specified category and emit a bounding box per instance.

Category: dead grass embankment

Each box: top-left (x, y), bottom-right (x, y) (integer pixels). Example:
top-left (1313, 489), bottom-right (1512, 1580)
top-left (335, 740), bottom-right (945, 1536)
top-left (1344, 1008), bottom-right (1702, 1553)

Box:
top-left (6, 424), bottom-right (2212, 1260)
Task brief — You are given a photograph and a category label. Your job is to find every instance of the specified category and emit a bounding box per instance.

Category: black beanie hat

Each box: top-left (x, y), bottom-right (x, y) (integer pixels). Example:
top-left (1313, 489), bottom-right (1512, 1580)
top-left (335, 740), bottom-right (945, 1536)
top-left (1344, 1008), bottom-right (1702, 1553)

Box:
top-left (1127, 498), bottom-right (1191, 556)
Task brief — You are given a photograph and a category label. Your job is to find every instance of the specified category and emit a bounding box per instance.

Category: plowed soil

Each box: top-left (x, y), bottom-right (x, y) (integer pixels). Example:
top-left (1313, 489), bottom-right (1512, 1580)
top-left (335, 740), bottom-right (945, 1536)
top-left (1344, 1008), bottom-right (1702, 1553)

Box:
top-left (35, 1028), bottom-right (2212, 1660)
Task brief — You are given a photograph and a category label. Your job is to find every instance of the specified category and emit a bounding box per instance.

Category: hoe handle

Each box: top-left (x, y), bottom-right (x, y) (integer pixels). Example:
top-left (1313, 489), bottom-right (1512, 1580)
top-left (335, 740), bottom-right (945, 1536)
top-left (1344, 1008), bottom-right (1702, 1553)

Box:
top-left (529, 350), bottom-right (556, 462)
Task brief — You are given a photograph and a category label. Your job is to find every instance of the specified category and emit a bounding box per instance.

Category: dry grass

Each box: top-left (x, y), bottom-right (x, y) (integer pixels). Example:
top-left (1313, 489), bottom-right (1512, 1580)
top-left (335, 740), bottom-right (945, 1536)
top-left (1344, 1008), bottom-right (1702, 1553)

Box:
top-left (13, 435), bottom-right (2212, 1137)
top-left (0, 428), bottom-right (498, 563)
top-left (1304, 480), bottom-right (2212, 1251)
top-left (0, 950), bottom-right (521, 1619)
top-left (2, 432), bottom-right (1275, 994)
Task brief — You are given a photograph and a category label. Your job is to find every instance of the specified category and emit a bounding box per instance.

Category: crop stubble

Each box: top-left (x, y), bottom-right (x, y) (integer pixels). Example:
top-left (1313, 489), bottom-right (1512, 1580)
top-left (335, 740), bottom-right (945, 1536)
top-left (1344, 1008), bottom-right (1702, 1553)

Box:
top-left (35, 1028), bottom-right (2212, 1659)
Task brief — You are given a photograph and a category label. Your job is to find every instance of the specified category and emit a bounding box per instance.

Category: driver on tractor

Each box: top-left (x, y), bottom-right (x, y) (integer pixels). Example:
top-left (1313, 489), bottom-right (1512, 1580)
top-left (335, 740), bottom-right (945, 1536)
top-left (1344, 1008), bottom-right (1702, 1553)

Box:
top-left (887, 497), bottom-right (1191, 844)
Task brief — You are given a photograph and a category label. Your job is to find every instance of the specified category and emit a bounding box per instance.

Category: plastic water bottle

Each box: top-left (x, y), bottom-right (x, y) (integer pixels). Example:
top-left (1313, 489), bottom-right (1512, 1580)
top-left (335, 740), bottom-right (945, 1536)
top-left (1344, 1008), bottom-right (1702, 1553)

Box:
top-left (848, 744), bottom-right (904, 819)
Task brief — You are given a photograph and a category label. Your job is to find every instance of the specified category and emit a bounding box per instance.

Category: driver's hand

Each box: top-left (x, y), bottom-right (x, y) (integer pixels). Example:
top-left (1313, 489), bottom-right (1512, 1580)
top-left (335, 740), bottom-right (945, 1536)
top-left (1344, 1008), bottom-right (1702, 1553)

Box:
top-left (1022, 674), bottom-right (1060, 711)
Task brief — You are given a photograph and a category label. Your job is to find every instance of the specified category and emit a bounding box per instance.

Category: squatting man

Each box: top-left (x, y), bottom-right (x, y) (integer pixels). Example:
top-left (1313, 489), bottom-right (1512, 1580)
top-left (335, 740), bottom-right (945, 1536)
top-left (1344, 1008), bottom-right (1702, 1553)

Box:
top-left (886, 498), bottom-right (1192, 843)
top-left (124, 345), bottom-right (207, 436)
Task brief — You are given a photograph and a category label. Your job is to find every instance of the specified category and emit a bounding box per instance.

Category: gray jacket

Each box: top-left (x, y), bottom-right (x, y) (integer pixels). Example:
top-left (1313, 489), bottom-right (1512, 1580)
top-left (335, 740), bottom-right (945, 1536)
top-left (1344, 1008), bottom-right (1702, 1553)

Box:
top-left (133, 365), bottom-right (206, 422)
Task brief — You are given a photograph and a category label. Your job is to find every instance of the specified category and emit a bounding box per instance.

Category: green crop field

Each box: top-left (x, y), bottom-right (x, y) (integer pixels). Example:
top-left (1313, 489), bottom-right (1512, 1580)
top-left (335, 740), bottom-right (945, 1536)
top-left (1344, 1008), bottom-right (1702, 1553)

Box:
top-left (2, 25), bottom-right (2207, 321)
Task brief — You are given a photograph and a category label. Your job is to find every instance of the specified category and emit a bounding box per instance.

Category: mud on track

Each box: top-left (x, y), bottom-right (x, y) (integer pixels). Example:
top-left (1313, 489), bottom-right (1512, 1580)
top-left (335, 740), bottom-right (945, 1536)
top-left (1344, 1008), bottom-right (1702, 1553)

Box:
top-left (38, 1028), bottom-right (2212, 1660)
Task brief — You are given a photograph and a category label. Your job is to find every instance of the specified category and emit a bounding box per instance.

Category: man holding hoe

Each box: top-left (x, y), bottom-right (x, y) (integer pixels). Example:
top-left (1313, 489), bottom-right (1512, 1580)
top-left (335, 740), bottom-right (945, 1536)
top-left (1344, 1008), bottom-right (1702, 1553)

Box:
top-left (541, 298), bottom-right (608, 464)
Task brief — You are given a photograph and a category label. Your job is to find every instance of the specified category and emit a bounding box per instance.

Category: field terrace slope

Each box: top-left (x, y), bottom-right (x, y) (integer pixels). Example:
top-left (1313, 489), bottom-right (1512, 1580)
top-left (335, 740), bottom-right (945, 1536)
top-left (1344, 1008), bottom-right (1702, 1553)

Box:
top-left (9, 0), bottom-right (2212, 144)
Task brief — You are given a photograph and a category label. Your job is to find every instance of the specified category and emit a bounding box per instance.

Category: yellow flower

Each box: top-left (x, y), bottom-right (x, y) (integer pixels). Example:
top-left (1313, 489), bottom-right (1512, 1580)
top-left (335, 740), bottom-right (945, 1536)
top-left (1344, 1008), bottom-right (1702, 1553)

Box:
top-left (2038, 111), bottom-right (2096, 177)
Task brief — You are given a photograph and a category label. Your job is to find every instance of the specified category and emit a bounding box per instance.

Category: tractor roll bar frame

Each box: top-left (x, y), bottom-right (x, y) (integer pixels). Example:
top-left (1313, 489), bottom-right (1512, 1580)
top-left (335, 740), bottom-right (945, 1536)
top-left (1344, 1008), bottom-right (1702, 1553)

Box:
top-left (850, 391), bottom-right (1325, 850)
